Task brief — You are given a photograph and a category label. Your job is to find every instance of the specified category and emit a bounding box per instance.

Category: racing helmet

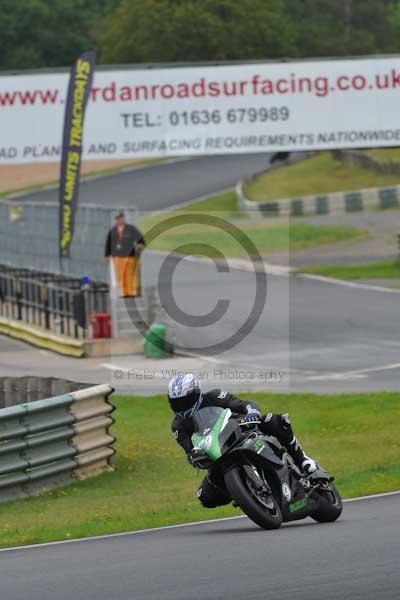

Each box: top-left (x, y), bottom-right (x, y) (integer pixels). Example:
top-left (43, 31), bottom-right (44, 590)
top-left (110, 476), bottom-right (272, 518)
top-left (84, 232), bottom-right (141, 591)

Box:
top-left (168, 373), bottom-right (203, 418)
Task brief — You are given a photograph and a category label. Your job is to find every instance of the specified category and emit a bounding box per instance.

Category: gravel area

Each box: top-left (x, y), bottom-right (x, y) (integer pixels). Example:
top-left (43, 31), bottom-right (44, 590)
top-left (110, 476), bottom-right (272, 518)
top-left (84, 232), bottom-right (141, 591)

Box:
top-left (0, 159), bottom-right (144, 195)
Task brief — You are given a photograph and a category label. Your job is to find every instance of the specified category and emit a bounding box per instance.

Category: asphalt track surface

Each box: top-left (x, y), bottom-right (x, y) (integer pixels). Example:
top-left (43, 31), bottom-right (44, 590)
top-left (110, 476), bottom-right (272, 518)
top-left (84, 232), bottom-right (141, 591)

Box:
top-left (1, 257), bottom-right (400, 393)
top-left (1, 494), bottom-right (399, 600)
top-left (143, 252), bottom-right (400, 391)
top-left (1, 155), bottom-right (399, 599)
top-left (16, 154), bottom-right (271, 213)
top-left (8, 151), bottom-right (398, 391)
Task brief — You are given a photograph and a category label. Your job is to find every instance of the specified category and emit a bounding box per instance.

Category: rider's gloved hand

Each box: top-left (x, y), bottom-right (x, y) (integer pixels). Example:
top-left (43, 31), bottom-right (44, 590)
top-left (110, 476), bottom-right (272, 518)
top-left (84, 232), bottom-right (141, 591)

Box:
top-left (244, 407), bottom-right (261, 422)
top-left (188, 449), bottom-right (208, 468)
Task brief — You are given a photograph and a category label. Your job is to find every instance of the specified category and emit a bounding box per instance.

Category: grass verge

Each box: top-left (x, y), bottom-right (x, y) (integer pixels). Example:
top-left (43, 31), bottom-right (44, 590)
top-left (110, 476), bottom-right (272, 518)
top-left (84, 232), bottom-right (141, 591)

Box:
top-left (244, 152), bottom-right (400, 201)
top-left (0, 392), bottom-right (399, 549)
top-left (140, 190), bottom-right (367, 258)
top-left (297, 259), bottom-right (400, 280)
top-left (145, 223), bottom-right (367, 258)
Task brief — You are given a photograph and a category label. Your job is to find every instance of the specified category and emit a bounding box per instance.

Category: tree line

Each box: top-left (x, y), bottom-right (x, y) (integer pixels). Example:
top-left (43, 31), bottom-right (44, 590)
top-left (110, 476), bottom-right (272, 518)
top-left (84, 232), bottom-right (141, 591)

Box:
top-left (1, 0), bottom-right (400, 70)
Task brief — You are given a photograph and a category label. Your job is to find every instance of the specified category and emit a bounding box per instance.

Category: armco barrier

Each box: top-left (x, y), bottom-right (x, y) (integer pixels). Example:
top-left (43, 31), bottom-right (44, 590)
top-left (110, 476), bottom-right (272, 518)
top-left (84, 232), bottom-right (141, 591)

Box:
top-left (0, 382), bottom-right (115, 503)
top-left (0, 376), bottom-right (92, 408)
top-left (236, 181), bottom-right (400, 217)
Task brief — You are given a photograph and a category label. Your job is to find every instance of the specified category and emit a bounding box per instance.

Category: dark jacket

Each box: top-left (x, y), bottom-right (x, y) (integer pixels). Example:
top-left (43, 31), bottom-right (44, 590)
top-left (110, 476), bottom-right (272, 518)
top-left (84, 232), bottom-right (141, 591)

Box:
top-left (171, 389), bottom-right (260, 455)
top-left (105, 224), bottom-right (145, 258)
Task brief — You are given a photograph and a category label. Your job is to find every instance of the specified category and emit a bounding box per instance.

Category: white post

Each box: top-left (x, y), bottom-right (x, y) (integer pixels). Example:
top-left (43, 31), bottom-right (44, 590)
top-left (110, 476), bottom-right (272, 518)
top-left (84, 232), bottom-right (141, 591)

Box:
top-left (109, 259), bottom-right (119, 339)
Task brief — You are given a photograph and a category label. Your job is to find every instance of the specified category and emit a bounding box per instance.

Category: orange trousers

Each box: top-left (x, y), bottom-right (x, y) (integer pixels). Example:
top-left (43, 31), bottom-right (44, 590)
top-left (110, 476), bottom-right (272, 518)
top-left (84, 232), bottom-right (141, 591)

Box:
top-left (112, 256), bottom-right (141, 297)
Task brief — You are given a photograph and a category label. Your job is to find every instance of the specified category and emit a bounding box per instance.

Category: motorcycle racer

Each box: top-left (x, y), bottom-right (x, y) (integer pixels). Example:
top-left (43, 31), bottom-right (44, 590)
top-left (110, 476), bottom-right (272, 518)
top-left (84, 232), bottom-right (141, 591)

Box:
top-left (168, 373), bottom-right (317, 509)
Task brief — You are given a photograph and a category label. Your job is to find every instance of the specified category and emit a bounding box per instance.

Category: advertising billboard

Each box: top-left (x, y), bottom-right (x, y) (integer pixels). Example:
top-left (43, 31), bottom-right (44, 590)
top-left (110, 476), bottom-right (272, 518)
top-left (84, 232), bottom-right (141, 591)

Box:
top-left (1, 56), bottom-right (400, 163)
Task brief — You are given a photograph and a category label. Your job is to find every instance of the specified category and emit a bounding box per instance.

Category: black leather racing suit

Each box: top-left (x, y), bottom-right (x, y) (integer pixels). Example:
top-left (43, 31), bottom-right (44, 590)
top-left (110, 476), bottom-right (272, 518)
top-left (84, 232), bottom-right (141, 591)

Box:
top-left (171, 388), bottom-right (309, 508)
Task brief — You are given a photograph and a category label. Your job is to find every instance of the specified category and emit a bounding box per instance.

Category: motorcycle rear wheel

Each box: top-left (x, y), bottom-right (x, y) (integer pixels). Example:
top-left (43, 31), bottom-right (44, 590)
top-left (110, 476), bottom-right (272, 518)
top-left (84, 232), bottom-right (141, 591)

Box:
top-left (310, 483), bottom-right (343, 523)
top-left (224, 466), bottom-right (282, 530)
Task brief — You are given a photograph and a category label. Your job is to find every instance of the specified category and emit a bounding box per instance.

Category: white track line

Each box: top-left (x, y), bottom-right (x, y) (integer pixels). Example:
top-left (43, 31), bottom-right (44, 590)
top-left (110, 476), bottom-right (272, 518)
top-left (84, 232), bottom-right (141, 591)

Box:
top-left (0, 490), bottom-right (398, 554)
top-left (298, 273), bottom-right (400, 294)
top-left (101, 363), bottom-right (138, 374)
top-left (147, 250), bottom-right (291, 276)
top-left (306, 362), bottom-right (400, 381)
top-left (343, 490), bottom-right (400, 503)
top-left (100, 363), bottom-right (168, 379)
top-left (147, 254), bottom-right (400, 290)
top-left (171, 352), bottom-right (231, 366)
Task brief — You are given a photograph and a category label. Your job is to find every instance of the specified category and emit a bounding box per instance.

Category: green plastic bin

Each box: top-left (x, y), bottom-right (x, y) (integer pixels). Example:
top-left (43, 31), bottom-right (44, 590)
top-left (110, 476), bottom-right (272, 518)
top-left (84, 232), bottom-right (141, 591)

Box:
top-left (142, 323), bottom-right (167, 359)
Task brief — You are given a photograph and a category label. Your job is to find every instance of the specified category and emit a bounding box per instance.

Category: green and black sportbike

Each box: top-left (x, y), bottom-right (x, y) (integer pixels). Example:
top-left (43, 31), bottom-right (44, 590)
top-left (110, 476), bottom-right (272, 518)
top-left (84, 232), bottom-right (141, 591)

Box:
top-left (191, 406), bottom-right (343, 530)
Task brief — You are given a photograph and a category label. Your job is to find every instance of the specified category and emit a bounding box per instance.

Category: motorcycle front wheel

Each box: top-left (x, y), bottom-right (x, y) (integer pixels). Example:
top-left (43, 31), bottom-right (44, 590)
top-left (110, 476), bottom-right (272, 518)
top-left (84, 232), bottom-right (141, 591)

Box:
top-left (224, 465), bottom-right (282, 530)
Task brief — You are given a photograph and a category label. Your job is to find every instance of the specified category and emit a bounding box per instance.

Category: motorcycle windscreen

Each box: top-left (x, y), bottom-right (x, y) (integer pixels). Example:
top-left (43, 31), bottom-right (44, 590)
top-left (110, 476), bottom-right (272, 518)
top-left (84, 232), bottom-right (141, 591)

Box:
top-left (192, 406), bottom-right (225, 434)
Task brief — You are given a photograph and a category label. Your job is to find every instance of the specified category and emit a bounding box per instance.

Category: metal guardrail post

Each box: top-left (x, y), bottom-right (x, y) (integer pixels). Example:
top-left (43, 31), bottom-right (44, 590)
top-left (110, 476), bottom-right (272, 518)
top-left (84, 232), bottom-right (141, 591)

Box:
top-left (81, 276), bottom-right (91, 339)
top-left (15, 278), bottom-right (22, 321)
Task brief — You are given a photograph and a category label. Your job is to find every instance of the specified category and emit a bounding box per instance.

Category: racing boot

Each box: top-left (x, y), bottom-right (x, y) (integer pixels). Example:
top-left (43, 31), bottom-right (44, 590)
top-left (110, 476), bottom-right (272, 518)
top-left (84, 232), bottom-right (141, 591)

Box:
top-left (287, 434), bottom-right (318, 474)
top-left (279, 414), bottom-right (318, 475)
top-left (299, 455), bottom-right (318, 475)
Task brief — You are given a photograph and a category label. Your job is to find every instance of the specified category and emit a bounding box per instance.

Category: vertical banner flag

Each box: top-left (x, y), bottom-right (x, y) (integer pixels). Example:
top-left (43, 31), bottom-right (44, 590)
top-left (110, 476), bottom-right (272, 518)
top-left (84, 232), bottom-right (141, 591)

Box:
top-left (59, 50), bottom-right (96, 258)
